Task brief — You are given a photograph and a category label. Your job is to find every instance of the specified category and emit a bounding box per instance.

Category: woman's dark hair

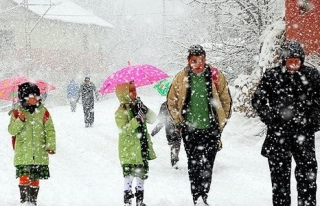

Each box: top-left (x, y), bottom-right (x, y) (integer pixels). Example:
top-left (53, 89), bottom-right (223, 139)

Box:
top-left (18, 82), bottom-right (40, 100)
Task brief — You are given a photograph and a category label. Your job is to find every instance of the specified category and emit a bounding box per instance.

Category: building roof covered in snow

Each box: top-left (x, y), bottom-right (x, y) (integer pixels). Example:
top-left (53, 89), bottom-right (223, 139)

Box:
top-left (12, 0), bottom-right (114, 28)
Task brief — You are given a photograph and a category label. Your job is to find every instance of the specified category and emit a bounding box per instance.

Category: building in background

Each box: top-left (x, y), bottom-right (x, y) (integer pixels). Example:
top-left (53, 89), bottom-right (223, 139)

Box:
top-left (285, 0), bottom-right (320, 55)
top-left (0, 0), bottom-right (113, 105)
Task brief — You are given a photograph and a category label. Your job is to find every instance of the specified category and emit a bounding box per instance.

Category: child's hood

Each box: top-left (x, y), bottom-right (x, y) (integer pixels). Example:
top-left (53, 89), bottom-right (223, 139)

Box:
top-left (115, 82), bottom-right (131, 104)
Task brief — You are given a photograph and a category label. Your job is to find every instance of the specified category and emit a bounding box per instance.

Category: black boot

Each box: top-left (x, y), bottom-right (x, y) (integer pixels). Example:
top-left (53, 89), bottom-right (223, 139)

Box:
top-left (170, 145), bottom-right (180, 168)
top-left (202, 193), bottom-right (209, 206)
top-left (19, 185), bottom-right (29, 203)
top-left (29, 186), bottom-right (39, 206)
top-left (135, 188), bottom-right (146, 206)
top-left (124, 190), bottom-right (134, 205)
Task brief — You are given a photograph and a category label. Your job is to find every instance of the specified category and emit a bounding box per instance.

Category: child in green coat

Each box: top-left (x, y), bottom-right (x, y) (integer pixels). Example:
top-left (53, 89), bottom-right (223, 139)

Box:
top-left (115, 81), bottom-right (157, 206)
top-left (8, 82), bottom-right (56, 206)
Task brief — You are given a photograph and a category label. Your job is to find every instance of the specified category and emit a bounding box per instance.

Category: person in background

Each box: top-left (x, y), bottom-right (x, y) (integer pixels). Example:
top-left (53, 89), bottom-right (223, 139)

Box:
top-left (167, 44), bottom-right (232, 206)
top-left (40, 92), bottom-right (47, 103)
top-left (8, 82), bottom-right (56, 206)
top-left (67, 79), bottom-right (79, 112)
top-left (115, 81), bottom-right (157, 206)
top-left (252, 40), bottom-right (320, 206)
top-left (77, 77), bottom-right (99, 127)
top-left (151, 101), bottom-right (181, 169)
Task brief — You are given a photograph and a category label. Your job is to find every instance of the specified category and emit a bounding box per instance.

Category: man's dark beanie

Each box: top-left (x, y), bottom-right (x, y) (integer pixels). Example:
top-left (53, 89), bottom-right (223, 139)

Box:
top-left (188, 44), bottom-right (206, 59)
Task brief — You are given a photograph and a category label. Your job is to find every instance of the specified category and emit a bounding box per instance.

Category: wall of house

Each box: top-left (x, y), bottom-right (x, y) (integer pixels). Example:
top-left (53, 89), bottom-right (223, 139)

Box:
top-left (23, 18), bottom-right (110, 104)
top-left (285, 0), bottom-right (320, 54)
top-left (21, 17), bottom-right (110, 73)
top-left (0, 1), bottom-right (22, 77)
top-left (0, 1), bottom-right (112, 105)
top-left (0, 1), bottom-right (111, 70)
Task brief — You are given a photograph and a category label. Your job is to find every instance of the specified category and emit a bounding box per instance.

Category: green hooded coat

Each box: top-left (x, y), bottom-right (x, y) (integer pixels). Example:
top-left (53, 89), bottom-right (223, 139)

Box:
top-left (8, 104), bottom-right (56, 166)
top-left (115, 83), bottom-right (157, 166)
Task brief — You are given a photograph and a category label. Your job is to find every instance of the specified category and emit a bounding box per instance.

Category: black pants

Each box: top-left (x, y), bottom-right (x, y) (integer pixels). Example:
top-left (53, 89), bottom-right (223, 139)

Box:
top-left (83, 103), bottom-right (94, 125)
top-left (182, 127), bottom-right (219, 202)
top-left (268, 135), bottom-right (317, 206)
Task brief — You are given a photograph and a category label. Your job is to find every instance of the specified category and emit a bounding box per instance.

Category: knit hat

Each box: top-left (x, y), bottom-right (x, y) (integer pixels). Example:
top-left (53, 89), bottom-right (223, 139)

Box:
top-left (188, 44), bottom-right (206, 59)
top-left (281, 40), bottom-right (305, 65)
top-left (18, 82), bottom-right (40, 100)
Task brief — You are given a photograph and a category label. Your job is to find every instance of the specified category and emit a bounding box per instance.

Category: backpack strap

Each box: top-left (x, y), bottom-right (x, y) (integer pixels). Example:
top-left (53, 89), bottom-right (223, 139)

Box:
top-left (12, 109), bottom-right (49, 123)
top-left (12, 109), bottom-right (19, 119)
top-left (43, 109), bottom-right (50, 124)
top-left (211, 67), bottom-right (219, 90)
top-left (11, 109), bottom-right (19, 150)
top-left (12, 107), bottom-right (49, 121)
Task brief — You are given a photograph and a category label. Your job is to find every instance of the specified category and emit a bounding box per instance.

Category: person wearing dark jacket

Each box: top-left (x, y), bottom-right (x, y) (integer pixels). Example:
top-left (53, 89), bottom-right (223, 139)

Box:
top-left (151, 101), bottom-right (181, 168)
top-left (252, 40), bottom-right (320, 206)
top-left (167, 45), bottom-right (232, 206)
top-left (77, 77), bottom-right (99, 127)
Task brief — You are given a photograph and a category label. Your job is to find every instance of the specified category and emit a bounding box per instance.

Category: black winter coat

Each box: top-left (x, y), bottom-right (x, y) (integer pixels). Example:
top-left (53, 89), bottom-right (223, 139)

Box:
top-left (252, 65), bottom-right (320, 157)
top-left (77, 82), bottom-right (98, 107)
top-left (151, 102), bottom-right (177, 144)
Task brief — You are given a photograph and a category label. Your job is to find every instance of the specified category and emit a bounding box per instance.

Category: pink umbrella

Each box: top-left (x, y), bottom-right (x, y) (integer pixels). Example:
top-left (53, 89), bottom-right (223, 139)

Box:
top-left (99, 64), bottom-right (169, 94)
top-left (0, 76), bottom-right (56, 101)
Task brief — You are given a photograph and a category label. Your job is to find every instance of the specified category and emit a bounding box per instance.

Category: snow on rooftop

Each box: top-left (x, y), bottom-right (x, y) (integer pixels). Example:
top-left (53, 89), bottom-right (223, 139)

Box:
top-left (13, 0), bottom-right (114, 28)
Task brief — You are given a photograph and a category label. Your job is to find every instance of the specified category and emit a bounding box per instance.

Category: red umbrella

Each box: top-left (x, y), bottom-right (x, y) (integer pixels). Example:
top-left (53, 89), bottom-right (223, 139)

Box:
top-left (0, 76), bottom-right (56, 101)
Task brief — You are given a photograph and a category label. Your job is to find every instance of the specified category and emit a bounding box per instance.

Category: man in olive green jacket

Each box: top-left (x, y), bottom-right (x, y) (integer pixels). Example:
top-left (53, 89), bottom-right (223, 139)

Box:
top-left (167, 45), bottom-right (232, 206)
top-left (8, 82), bottom-right (56, 205)
top-left (115, 81), bottom-right (157, 206)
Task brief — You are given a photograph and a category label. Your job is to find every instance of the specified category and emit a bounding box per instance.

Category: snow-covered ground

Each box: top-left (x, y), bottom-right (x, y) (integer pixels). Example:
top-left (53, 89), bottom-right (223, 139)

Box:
top-left (1, 93), bottom-right (320, 206)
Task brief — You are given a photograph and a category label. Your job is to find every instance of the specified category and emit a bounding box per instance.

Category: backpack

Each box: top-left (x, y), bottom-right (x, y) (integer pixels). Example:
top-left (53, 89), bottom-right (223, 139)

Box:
top-left (11, 109), bottom-right (50, 150)
top-left (211, 67), bottom-right (219, 91)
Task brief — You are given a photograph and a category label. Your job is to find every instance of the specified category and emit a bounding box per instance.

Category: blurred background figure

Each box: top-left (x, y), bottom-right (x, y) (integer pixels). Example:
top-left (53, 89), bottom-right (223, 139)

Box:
top-left (67, 79), bottom-right (79, 112)
top-left (77, 77), bottom-right (99, 127)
